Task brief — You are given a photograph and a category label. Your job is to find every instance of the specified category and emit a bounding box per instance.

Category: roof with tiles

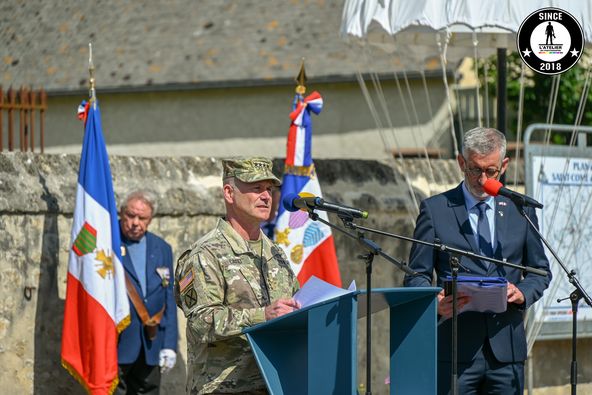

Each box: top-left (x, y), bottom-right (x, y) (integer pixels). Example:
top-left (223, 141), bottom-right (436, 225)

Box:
top-left (1, 0), bottom-right (442, 93)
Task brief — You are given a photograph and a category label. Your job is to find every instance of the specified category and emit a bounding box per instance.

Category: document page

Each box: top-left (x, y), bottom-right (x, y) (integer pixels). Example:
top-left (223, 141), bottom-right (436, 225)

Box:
top-left (444, 276), bottom-right (507, 314)
top-left (293, 276), bottom-right (356, 308)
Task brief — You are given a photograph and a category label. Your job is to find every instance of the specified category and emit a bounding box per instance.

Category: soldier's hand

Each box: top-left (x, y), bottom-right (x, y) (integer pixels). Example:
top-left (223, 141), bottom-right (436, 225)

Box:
top-left (265, 298), bottom-right (301, 320)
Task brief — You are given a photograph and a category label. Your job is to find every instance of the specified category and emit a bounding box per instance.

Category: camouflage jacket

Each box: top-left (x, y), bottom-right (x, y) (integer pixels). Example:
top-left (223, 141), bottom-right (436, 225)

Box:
top-left (175, 218), bottom-right (299, 394)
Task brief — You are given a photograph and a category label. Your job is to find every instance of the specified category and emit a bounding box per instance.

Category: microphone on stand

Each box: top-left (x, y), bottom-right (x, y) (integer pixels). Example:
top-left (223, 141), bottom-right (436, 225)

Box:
top-left (483, 179), bottom-right (543, 209)
top-left (282, 193), bottom-right (369, 219)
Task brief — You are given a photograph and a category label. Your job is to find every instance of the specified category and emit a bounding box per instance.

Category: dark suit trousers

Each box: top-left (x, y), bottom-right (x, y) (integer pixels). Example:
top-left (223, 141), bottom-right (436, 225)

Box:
top-left (116, 349), bottom-right (161, 395)
top-left (438, 339), bottom-right (524, 395)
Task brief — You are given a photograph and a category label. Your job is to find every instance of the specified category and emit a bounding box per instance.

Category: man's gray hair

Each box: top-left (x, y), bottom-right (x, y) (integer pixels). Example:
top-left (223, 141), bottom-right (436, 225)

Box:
top-left (223, 176), bottom-right (236, 187)
top-left (462, 127), bottom-right (507, 159)
top-left (120, 190), bottom-right (158, 216)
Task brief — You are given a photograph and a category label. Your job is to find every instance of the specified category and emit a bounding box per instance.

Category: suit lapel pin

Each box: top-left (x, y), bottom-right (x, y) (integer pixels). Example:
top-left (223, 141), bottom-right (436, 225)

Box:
top-left (156, 267), bottom-right (170, 287)
top-left (498, 210), bottom-right (504, 217)
top-left (498, 201), bottom-right (507, 206)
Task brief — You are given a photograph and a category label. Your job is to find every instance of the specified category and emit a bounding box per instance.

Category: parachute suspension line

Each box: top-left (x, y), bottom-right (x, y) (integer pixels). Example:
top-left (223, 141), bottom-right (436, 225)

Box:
top-left (526, 73), bottom-right (567, 351)
top-left (402, 69), bottom-right (423, 143)
top-left (402, 68), bottom-right (438, 193)
top-left (369, 70), bottom-right (408, 158)
top-left (356, 70), bottom-right (420, 221)
top-left (471, 30), bottom-right (483, 127)
top-left (453, 69), bottom-right (465, 145)
top-left (544, 76), bottom-right (561, 145)
top-left (551, 65), bottom-right (592, 239)
top-left (363, 47), bottom-right (420, 218)
top-left (526, 73), bottom-right (565, 352)
top-left (392, 69), bottom-right (426, 172)
top-left (565, 65), bottom-right (592, 187)
top-left (512, 62), bottom-right (527, 189)
top-left (392, 67), bottom-right (418, 147)
top-left (546, 67), bottom-right (591, 241)
top-left (420, 69), bottom-right (440, 158)
top-left (354, 51), bottom-right (420, 222)
top-left (534, 75), bottom-right (561, 200)
top-left (528, 62), bottom-right (592, 354)
top-left (543, 117), bottom-right (575, 247)
top-left (437, 30), bottom-right (461, 164)
top-left (354, 70), bottom-right (390, 152)
top-left (483, 61), bottom-right (491, 128)
top-left (568, 65), bottom-right (592, 147)
top-left (375, 69), bottom-right (422, 216)
top-left (362, 47), bottom-right (400, 154)
top-left (533, 66), bottom-right (592, 343)
top-left (391, 63), bottom-right (435, 197)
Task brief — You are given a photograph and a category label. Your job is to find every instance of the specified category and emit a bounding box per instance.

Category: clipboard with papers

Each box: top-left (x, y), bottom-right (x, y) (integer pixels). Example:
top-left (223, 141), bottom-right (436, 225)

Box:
top-left (443, 276), bottom-right (508, 314)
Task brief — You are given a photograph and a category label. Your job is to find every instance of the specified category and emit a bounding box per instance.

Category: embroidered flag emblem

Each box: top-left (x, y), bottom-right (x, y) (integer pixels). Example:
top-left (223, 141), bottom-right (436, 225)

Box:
top-left (179, 270), bottom-right (194, 293)
top-left (72, 222), bottom-right (97, 256)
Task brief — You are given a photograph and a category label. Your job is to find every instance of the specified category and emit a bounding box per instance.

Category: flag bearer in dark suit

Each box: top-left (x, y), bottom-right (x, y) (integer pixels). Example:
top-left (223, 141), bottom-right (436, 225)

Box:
top-left (404, 127), bottom-right (552, 395)
top-left (116, 190), bottom-right (178, 395)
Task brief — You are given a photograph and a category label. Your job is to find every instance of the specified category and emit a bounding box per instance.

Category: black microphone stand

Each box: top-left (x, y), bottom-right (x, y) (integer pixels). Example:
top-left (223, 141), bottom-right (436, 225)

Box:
top-left (519, 207), bottom-right (592, 395)
top-left (304, 209), bottom-right (414, 395)
top-left (342, 220), bottom-right (548, 395)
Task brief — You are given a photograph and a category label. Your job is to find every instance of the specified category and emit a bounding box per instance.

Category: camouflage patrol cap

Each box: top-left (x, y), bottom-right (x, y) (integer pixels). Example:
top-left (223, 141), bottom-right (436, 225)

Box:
top-left (222, 157), bottom-right (281, 186)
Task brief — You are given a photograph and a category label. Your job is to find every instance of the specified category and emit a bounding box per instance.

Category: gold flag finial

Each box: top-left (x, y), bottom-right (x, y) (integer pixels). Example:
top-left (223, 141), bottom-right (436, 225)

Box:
top-left (295, 59), bottom-right (307, 95)
top-left (88, 43), bottom-right (96, 105)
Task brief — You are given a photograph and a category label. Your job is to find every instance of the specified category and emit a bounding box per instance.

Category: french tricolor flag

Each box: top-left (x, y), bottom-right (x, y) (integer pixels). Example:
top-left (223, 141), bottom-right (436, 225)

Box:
top-left (61, 100), bottom-right (130, 394)
top-left (274, 91), bottom-right (342, 287)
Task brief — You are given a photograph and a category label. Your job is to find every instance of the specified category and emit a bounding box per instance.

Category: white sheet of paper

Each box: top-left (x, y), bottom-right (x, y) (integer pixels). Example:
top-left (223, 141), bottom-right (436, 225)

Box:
top-left (456, 282), bottom-right (507, 314)
top-left (293, 276), bottom-right (356, 308)
top-left (439, 281), bottom-right (507, 325)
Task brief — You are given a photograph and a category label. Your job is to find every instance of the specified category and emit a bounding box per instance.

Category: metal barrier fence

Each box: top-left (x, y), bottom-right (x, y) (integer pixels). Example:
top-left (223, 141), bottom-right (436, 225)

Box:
top-left (0, 86), bottom-right (47, 152)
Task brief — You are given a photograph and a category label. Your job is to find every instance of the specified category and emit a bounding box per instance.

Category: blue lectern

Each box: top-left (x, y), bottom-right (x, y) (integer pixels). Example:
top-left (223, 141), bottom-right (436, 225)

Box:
top-left (243, 287), bottom-right (439, 395)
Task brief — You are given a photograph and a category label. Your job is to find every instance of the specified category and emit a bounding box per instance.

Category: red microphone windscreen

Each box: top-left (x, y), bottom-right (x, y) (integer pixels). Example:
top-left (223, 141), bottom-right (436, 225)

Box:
top-left (483, 178), bottom-right (503, 196)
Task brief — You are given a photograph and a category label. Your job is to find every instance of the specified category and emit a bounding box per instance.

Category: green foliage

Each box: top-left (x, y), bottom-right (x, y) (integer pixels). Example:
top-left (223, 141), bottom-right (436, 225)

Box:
top-left (478, 50), bottom-right (592, 143)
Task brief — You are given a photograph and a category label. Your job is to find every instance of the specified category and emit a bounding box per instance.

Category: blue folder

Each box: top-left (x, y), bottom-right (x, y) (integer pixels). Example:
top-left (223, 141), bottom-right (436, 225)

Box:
top-left (443, 276), bottom-right (507, 314)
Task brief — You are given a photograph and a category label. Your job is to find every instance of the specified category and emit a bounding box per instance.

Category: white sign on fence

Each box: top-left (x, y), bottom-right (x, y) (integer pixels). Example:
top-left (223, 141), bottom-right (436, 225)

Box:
top-left (531, 155), bottom-right (592, 323)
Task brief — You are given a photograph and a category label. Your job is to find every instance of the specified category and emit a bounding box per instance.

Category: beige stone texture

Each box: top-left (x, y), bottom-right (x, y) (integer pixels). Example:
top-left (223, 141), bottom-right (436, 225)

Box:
top-left (0, 152), bottom-right (588, 394)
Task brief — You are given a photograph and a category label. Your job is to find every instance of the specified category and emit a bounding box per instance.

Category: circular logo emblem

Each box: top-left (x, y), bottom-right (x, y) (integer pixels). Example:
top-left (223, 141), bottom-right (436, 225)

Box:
top-left (517, 7), bottom-right (584, 75)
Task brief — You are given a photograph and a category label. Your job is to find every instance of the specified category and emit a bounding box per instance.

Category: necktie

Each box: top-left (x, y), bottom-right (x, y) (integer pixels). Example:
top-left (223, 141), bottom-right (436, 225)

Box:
top-left (476, 201), bottom-right (493, 260)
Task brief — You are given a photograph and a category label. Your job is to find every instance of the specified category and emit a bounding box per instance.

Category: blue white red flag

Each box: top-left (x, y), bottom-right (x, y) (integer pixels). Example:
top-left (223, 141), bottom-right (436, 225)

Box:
top-left (61, 100), bottom-right (130, 394)
top-left (274, 91), bottom-right (342, 287)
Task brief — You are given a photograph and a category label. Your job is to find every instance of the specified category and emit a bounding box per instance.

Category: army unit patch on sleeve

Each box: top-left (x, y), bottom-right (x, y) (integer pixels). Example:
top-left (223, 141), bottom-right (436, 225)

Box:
top-left (184, 288), bottom-right (198, 308)
top-left (179, 269), bottom-right (198, 309)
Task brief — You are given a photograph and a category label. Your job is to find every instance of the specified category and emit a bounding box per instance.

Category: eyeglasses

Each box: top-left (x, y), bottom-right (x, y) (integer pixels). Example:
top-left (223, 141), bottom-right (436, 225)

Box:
top-left (464, 166), bottom-right (501, 179)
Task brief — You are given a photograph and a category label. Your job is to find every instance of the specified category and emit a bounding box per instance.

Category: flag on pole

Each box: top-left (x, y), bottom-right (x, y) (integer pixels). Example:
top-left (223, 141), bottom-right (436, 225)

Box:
top-left (274, 91), bottom-right (342, 287)
top-left (61, 99), bottom-right (130, 395)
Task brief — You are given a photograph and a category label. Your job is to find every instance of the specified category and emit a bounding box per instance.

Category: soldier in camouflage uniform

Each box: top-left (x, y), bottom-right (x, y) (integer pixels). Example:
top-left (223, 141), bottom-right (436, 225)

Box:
top-left (175, 157), bottom-right (300, 395)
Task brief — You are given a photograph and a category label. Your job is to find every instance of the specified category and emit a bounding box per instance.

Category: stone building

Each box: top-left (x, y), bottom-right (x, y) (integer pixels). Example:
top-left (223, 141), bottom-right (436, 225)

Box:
top-left (0, 153), bottom-right (590, 394)
top-left (2, 0), bottom-right (453, 159)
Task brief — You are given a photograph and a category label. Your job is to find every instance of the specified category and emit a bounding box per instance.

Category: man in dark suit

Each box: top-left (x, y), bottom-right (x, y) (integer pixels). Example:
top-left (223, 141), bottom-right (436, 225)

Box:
top-left (116, 190), bottom-right (178, 395)
top-left (404, 127), bottom-right (552, 394)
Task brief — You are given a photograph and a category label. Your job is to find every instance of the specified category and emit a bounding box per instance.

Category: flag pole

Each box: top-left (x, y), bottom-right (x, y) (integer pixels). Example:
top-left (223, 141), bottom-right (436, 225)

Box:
top-left (88, 43), bottom-right (97, 108)
top-left (61, 42), bottom-right (131, 394)
top-left (295, 58), bottom-right (307, 95)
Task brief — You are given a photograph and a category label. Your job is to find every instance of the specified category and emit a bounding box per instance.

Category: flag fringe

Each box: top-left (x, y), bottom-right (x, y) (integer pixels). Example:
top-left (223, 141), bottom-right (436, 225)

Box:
top-left (284, 164), bottom-right (316, 178)
top-left (61, 358), bottom-right (91, 394)
top-left (61, 358), bottom-right (119, 395)
top-left (116, 314), bottom-right (131, 334)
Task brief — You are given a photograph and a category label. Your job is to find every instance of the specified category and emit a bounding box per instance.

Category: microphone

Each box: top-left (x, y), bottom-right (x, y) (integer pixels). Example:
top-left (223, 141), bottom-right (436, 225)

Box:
top-left (483, 179), bottom-right (543, 209)
top-left (282, 193), bottom-right (369, 219)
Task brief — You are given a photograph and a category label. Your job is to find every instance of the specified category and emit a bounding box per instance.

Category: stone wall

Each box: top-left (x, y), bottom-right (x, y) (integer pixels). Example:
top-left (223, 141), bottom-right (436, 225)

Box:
top-left (0, 152), bottom-right (588, 394)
